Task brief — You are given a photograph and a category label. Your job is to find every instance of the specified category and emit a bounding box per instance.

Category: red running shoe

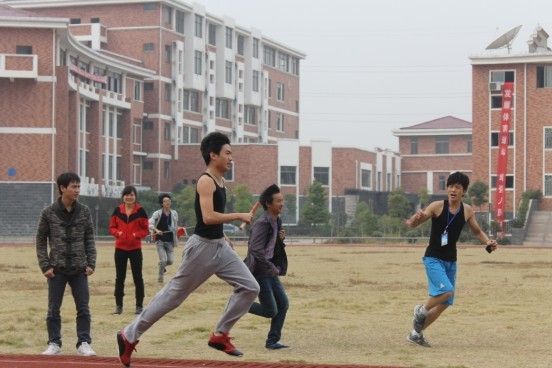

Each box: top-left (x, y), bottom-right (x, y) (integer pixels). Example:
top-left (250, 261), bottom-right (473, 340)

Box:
top-left (208, 332), bottom-right (243, 356)
top-left (117, 330), bottom-right (139, 367)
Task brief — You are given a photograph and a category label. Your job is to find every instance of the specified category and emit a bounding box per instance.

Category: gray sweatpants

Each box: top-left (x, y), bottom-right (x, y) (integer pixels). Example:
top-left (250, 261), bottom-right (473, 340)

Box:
top-left (123, 234), bottom-right (259, 343)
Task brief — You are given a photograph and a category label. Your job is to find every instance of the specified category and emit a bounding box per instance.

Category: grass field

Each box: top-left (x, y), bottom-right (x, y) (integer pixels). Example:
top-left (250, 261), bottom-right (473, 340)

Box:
top-left (0, 241), bottom-right (550, 368)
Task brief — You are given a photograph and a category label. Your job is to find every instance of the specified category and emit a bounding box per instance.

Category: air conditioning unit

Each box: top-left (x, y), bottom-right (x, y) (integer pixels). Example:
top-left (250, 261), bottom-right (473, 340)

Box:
top-left (489, 82), bottom-right (502, 92)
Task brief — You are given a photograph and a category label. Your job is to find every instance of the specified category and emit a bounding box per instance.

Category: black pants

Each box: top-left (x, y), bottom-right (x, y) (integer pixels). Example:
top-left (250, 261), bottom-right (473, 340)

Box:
top-left (47, 271), bottom-right (91, 348)
top-left (114, 248), bottom-right (144, 308)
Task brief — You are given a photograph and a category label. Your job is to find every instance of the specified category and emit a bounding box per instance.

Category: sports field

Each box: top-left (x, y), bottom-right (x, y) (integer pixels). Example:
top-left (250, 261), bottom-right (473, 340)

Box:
top-left (0, 242), bottom-right (550, 368)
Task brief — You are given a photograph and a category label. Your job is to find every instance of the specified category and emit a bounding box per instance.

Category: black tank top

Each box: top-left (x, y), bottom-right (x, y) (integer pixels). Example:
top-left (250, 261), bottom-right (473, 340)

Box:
top-left (194, 173), bottom-right (226, 239)
top-left (424, 200), bottom-right (466, 261)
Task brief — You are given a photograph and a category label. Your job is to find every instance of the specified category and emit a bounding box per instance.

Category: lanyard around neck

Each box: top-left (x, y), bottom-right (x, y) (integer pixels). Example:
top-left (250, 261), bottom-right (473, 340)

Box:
top-left (444, 205), bottom-right (460, 233)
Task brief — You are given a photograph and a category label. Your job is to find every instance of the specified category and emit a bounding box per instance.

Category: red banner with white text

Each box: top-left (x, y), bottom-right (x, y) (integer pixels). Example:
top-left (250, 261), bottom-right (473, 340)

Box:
top-left (495, 82), bottom-right (514, 230)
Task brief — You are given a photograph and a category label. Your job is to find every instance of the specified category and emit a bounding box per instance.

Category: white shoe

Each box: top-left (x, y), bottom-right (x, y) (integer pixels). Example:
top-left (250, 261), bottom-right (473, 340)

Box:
top-left (42, 342), bottom-right (61, 355)
top-left (77, 342), bottom-right (96, 356)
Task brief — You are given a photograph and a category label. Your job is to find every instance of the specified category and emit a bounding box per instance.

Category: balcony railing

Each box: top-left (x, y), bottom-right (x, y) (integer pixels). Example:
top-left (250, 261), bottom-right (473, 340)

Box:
top-left (0, 54), bottom-right (38, 79)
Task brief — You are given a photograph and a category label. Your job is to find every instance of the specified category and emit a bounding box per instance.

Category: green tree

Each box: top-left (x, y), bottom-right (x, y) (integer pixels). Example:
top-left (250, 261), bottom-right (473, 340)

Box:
top-left (301, 181), bottom-right (330, 226)
top-left (282, 194), bottom-right (297, 224)
top-left (137, 190), bottom-right (160, 218)
top-left (468, 181), bottom-right (488, 210)
top-left (232, 184), bottom-right (254, 214)
top-left (377, 215), bottom-right (404, 236)
top-left (352, 201), bottom-right (378, 236)
top-left (418, 187), bottom-right (429, 208)
top-left (172, 185), bottom-right (196, 227)
top-left (387, 188), bottom-right (411, 219)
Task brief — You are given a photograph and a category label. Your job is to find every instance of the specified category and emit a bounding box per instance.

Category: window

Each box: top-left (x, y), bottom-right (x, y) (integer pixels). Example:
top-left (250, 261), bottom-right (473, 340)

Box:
top-left (143, 120), bottom-right (153, 130)
top-left (377, 172), bottom-right (382, 191)
top-left (133, 123), bottom-right (142, 145)
top-left (545, 175), bottom-right (552, 196)
top-left (252, 70), bottom-right (259, 92)
top-left (90, 17), bottom-right (100, 23)
top-left (143, 43), bottom-right (154, 52)
top-left (491, 132), bottom-right (514, 147)
top-left (107, 72), bottom-right (122, 93)
top-left (15, 45), bottom-right (32, 55)
top-left (175, 10), bottom-right (184, 34)
top-left (435, 136), bottom-right (449, 154)
top-left (164, 83), bottom-right (171, 101)
top-left (276, 82), bottom-right (284, 101)
top-left (361, 169), bottom-right (371, 188)
top-left (491, 175), bottom-right (514, 189)
top-left (291, 57), bottom-right (299, 75)
top-left (276, 113), bottom-right (284, 131)
top-left (410, 137), bottom-right (418, 154)
top-left (144, 82), bottom-right (153, 91)
top-left (143, 161), bottom-right (153, 170)
top-left (252, 38), bottom-right (259, 58)
top-left (164, 122), bottom-right (171, 141)
top-left (223, 162), bottom-right (234, 181)
top-left (545, 127), bottom-right (552, 149)
top-left (194, 50), bottom-right (202, 75)
top-left (537, 65), bottom-right (552, 88)
top-left (194, 14), bottom-right (203, 37)
top-left (280, 166), bottom-right (296, 185)
top-left (263, 46), bottom-right (275, 67)
top-left (208, 23), bottom-right (216, 45)
top-left (225, 61), bottom-right (232, 84)
top-left (278, 52), bottom-right (289, 72)
top-left (69, 18), bottom-right (81, 24)
top-left (183, 90), bottom-right (200, 112)
top-left (134, 81), bottom-right (142, 101)
top-left (163, 5), bottom-right (172, 27)
top-left (164, 161), bottom-right (170, 179)
top-left (225, 27), bottom-right (233, 48)
top-left (467, 138), bottom-right (472, 153)
top-left (244, 106), bottom-right (256, 124)
top-left (216, 98), bottom-right (230, 119)
top-left (183, 126), bottom-right (200, 143)
top-left (116, 113), bottom-right (123, 139)
top-left (439, 175), bottom-right (446, 191)
top-left (164, 45), bottom-right (171, 63)
top-left (237, 35), bottom-right (244, 55)
top-left (143, 3), bottom-right (155, 10)
top-left (268, 79), bottom-right (272, 97)
top-left (490, 70), bottom-right (515, 108)
top-left (314, 167), bottom-right (329, 185)
top-left (386, 173), bottom-right (391, 190)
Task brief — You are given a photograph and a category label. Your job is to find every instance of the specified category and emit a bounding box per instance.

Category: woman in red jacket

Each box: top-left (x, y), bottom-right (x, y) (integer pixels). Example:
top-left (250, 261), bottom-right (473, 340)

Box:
top-left (109, 186), bottom-right (149, 315)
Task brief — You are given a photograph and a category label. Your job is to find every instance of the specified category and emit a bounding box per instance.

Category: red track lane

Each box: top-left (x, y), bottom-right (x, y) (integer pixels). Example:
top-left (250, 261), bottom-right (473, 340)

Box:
top-left (0, 354), bottom-right (406, 368)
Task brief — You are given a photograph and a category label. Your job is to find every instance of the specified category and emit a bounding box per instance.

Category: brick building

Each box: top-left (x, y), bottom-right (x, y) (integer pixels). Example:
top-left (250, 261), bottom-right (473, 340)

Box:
top-left (471, 26), bottom-right (552, 214)
top-left (392, 116), bottom-right (472, 195)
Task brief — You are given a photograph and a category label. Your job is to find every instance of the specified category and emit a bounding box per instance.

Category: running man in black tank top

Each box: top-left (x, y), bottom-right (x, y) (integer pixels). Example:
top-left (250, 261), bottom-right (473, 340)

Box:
top-left (404, 172), bottom-right (497, 347)
top-left (117, 133), bottom-right (259, 367)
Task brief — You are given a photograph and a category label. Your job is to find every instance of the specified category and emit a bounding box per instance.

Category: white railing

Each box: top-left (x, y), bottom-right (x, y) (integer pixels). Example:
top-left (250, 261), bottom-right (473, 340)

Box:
top-left (0, 54), bottom-right (38, 79)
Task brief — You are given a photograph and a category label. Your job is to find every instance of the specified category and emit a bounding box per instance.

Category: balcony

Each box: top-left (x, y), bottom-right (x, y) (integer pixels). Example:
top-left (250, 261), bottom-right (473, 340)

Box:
top-left (0, 54), bottom-right (38, 79)
top-left (69, 23), bottom-right (107, 50)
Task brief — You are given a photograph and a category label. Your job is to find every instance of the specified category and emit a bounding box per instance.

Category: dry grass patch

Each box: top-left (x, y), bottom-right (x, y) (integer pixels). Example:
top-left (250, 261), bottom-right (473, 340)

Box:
top-left (0, 243), bottom-right (550, 368)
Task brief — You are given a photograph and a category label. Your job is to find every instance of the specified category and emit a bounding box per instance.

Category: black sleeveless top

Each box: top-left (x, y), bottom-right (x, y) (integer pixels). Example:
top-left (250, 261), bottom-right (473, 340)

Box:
top-left (424, 200), bottom-right (466, 261)
top-left (194, 173), bottom-right (226, 239)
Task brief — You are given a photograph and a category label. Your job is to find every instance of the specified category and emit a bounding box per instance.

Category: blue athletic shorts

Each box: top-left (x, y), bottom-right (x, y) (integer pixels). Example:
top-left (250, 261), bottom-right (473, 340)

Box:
top-left (423, 256), bottom-right (457, 305)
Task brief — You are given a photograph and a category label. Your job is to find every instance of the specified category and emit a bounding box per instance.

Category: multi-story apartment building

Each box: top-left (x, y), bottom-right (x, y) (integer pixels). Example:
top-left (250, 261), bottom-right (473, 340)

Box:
top-left (174, 141), bottom-right (401, 224)
top-left (392, 116), bottom-right (472, 195)
top-left (471, 26), bottom-right (552, 214)
top-left (0, 0), bottom-right (304, 235)
top-left (3, 0), bottom-right (305, 193)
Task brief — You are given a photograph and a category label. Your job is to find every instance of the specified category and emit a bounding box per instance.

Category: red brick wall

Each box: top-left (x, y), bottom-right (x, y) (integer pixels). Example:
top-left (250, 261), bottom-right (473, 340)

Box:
top-left (332, 148), bottom-right (377, 195)
top-left (298, 146), bottom-right (311, 195)
top-left (29, 4), bottom-right (161, 28)
top-left (0, 79), bottom-right (52, 127)
top-left (0, 27), bottom-right (54, 75)
top-left (107, 29), bottom-right (160, 73)
top-left (0, 135), bottom-right (52, 181)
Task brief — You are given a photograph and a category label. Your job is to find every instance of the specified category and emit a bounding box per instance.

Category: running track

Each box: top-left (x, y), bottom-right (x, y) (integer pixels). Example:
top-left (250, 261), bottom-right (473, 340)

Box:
top-left (0, 354), bottom-right (406, 368)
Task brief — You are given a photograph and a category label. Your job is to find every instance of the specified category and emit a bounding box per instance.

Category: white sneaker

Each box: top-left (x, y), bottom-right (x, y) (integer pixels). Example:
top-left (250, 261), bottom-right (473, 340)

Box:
top-left (42, 342), bottom-right (61, 355)
top-left (77, 342), bottom-right (96, 356)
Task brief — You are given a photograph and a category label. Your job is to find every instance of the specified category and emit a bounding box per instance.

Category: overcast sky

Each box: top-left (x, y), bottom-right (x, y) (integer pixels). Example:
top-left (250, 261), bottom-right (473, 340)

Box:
top-left (199, 0), bottom-right (552, 151)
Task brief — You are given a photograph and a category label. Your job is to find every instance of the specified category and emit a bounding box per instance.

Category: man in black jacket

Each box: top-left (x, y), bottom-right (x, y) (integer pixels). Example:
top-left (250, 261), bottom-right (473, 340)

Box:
top-left (36, 172), bottom-right (97, 356)
top-left (244, 184), bottom-right (289, 350)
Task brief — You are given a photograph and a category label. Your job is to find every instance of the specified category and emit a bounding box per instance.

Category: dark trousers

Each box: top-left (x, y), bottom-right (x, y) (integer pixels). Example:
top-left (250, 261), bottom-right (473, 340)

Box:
top-left (114, 248), bottom-right (144, 308)
top-left (249, 276), bottom-right (289, 345)
top-left (46, 272), bottom-right (91, 348)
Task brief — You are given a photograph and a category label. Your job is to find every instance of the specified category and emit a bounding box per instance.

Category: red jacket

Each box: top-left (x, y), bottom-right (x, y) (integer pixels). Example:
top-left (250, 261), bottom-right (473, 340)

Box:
top-left (109, 203), bottom-right (149, 251)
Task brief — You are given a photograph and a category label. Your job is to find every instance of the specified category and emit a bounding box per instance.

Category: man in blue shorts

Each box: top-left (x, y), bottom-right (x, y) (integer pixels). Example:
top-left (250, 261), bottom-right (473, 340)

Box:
top-left (405, 171), bottom-right (497, 347)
